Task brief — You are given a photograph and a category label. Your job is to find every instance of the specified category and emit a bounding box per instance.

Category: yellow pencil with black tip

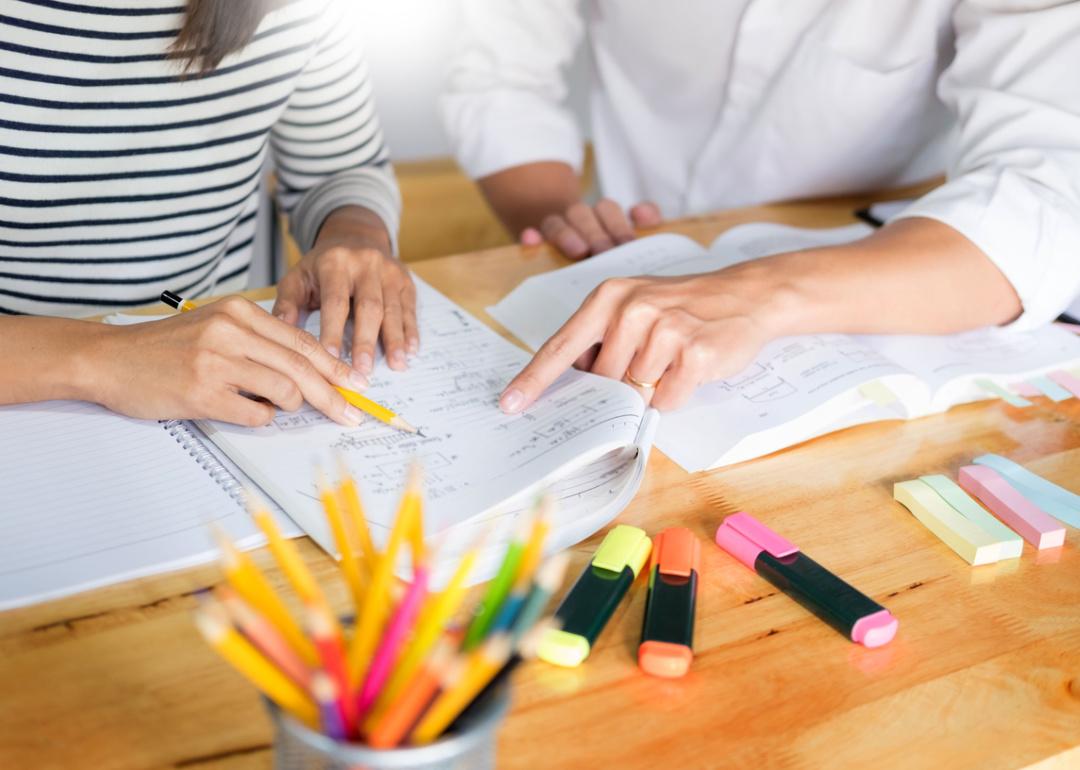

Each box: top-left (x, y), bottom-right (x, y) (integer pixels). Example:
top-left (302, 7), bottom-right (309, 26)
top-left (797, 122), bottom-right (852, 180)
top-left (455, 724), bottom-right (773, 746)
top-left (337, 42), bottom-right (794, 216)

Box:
top-left (334, 386), bottom-right (420, 435)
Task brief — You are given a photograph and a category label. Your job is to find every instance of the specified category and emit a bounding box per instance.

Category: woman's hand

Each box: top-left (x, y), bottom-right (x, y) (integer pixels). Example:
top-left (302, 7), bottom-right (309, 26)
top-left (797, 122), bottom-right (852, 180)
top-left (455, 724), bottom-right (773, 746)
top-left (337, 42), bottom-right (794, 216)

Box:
top-left (87, 297), bottom-right (370, 427)
top-left (273, 206), bottom-right (417, 376)
top-left (520, 199), bottom-right (664, 260)
top-left (498, 263), bottom-right (795, 413)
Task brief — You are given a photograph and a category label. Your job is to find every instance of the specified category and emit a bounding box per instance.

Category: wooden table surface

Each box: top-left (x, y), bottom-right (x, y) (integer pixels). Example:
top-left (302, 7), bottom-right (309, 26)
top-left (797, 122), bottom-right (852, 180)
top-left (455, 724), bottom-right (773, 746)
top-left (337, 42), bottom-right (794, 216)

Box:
top-left (2, 189), bottom-right (1078, 770)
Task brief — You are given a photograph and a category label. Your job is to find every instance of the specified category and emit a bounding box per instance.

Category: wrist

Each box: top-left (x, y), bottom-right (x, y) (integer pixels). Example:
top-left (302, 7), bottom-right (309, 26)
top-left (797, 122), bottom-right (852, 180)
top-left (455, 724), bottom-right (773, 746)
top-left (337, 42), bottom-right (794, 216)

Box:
top-left (315, 205), bottom-right (393, 256)
top-left (705, 254), bottom-right (819, 341)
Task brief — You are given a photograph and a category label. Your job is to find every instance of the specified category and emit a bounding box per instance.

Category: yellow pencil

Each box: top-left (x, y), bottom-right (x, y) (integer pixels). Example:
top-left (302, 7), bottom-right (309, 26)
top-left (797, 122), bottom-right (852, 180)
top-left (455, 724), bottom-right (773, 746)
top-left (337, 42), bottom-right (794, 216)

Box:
top-left (362, 534), bottom-right (482, 731)
top-left (410, 633), bottom-right (513, 744)
top-left (212, 526), bottom-right (318, 666)
top-left (514, 496), bottom-right (553, 589)
top-left (318, 470), bottom-right (366, 613)
top-left (347, 463), bottom-right (423, 685)
top-left (334, 386), bottom-right (419, 434)
top-left (337, 458), bottom-right (377, 573)
top-left (247, 494), bottom-right (329, 611)
top-left (195, 607), bottom-right (319, 729)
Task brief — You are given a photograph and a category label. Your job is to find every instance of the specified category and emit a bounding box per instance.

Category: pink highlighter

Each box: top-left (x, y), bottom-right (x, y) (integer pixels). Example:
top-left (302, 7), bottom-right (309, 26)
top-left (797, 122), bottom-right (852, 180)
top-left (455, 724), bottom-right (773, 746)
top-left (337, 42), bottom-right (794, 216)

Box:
top-left (715, 513), bottom-right (898, 648)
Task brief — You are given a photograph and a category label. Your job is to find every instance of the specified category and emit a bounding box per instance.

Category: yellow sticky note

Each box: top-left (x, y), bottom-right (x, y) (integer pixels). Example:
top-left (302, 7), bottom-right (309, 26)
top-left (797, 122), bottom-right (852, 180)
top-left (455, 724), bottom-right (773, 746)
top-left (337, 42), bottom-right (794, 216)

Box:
top-left (894, 480), bottom-right (1002, 566)
top-left (860, 380), bottom-right (898, 407)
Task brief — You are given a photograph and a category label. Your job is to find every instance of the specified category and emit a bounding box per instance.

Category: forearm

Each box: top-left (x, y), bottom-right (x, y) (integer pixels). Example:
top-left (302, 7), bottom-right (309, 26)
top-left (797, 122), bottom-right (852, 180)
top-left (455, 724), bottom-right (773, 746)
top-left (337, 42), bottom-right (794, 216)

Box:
top-left (753, 217), bottom-right (1022, 338)
top-left (477, 161), bottom-right (581, 236)
top-left (0, 317), bottom-right (105, 405)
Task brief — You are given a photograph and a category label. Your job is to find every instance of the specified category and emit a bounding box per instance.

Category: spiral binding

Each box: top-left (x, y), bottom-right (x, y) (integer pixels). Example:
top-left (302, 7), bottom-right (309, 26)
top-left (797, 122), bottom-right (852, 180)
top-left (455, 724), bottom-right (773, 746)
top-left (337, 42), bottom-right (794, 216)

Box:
top-left (161, 419), bottom-right (245, 507)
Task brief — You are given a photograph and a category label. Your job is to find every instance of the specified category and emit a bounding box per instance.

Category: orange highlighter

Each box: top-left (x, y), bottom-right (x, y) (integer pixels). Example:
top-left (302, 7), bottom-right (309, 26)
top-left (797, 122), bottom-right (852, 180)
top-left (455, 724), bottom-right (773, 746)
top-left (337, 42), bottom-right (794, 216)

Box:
top-left (638, 527), bottom-right (700, 678)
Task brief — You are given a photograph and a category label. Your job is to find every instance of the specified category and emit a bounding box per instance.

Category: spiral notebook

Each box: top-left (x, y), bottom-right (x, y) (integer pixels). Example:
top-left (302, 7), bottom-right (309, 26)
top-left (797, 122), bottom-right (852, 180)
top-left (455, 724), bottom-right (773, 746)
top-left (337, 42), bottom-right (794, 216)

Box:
top-left (0, 401), bottom-right (298, 611)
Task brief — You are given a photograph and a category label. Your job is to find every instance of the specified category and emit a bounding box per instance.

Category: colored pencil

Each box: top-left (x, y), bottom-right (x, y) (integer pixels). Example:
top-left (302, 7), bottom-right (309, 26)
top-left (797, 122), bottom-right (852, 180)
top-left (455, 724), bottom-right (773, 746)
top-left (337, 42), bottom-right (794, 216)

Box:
top-left (410, 634), bottom-right (513, 744)
top-left (463, 517), bottom-right (530, 648)
top-left (212, 526), bottom-right (318, 666)
top-left (366, 638), bottom-right (458, 749)
top-left (356, 564), bottom-right (430, 716)
top-left (311, 671), bottom-right (348, 741)
top-left (194, 607), bottom-right (319, 729)
top-left (248, 495), bottom-right (329, 611)
top-left (488, 503), bottom-right (552, 634)
top-left (337, 458), bottom-right (377, 572)
top-left (334, 386), bottom-right (419, 434)
top-left (218, 587), bottom-right (312, 690)
top-left (508, 551), bottom-right (571, 645)
top-left (347, 464), bottom-right (422, 686)
top-left (318, 470), bottom-right (366, 612)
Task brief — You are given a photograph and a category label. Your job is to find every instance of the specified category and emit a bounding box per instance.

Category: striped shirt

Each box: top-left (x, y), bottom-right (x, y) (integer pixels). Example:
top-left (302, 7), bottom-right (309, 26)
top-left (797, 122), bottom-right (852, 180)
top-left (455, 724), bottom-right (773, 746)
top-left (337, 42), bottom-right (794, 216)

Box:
top-left (0, 0), bottom-right (400, 317)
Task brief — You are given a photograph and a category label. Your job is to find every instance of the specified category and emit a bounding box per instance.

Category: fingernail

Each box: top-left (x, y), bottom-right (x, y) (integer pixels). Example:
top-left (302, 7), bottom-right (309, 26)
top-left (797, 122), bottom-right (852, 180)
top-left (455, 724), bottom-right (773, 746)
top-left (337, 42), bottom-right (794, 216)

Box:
top-left (565, 235), bottom-right (587, 255)
top-left (356, 352), bottom-right (373, 373)
top-left (348, 369), bottom-right (369, 389)
top-left (407, 337), bottom-right (419, 355)
top-left (500, 388), bottom-right (524, 414)
top-left (326, 345), bottom-right (340, 359)
top-left (343, 404), bottom-right (364, 427)
top-left (390, 350), bottom-right (407, 369)
top-left (274, 311), bottom-right (287, 321)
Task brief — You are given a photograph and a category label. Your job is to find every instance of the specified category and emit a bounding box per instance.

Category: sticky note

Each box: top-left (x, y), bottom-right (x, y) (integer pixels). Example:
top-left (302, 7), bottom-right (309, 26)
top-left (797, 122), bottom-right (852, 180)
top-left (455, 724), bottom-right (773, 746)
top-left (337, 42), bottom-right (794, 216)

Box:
top-left (975, 378), bottom-right (1032, 408)
top-left (918, 474), bottom-right (1023, 559)
top-left (1028, 376), bottom-right (1072, 402)
top-left (1047, 370), bottom-right (1080, 398)
top-left (957, 466), bottom-right (1066, 549)
top-left (860, 381), bottom-right (899, 407)
top-left (972, 454), bottom-right (1080, 529)
top-left (894, 480), bottom-right (1003, 565)
top-left (1010, 382), bottom-right (1042, 398)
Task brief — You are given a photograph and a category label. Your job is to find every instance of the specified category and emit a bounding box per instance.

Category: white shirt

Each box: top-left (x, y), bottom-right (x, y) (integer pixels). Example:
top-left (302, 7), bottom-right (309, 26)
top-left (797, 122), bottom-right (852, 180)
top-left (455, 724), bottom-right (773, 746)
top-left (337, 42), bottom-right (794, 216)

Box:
top-left (442, 0), bottom-right (1080, 329)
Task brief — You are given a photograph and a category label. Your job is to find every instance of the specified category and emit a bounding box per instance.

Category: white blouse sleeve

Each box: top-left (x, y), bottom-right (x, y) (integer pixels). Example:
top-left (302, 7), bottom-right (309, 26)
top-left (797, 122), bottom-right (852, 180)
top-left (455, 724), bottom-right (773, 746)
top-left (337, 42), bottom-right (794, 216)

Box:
top-left (440, 0), bottom-right (586, 180)
top-left (893, 0), bottom-right (1080, 328)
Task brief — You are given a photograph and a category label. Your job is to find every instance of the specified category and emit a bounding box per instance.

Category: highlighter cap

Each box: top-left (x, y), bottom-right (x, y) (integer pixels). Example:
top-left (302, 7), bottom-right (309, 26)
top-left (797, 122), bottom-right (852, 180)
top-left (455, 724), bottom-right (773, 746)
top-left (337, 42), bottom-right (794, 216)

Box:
top-left (638, 640), bottom-right (693, 678)
top-left (715, 512), bottom-right (798, 569)
top-left (593, 525), bottom-right (652, 578)
top-left (653, 527), bottom-right (701, 577)
top-left (537, 628), bottom-right (591, 668)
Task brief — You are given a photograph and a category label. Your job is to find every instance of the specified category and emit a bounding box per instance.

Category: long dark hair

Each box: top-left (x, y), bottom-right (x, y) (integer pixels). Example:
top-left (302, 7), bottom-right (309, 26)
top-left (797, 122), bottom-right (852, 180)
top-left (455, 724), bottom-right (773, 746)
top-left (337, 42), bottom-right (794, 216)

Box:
top-left (173, 0), bottom-right (286, 73)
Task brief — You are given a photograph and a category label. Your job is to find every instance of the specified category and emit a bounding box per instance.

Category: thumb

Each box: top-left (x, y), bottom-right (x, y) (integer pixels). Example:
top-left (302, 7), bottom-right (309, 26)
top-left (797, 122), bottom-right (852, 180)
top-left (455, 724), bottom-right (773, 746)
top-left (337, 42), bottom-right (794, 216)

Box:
top-left (272, 270), bottom-right (307, 326)
top-left (629, 201), bottom-right (663, 228)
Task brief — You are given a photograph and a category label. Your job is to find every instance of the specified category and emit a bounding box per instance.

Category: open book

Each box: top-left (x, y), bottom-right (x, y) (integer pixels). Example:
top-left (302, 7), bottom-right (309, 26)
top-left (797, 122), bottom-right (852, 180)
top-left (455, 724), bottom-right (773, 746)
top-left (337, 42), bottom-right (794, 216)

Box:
top-left (490, 223), bottom-right (1080, 472)
top-left (186, 280), bottom-right (659, 584)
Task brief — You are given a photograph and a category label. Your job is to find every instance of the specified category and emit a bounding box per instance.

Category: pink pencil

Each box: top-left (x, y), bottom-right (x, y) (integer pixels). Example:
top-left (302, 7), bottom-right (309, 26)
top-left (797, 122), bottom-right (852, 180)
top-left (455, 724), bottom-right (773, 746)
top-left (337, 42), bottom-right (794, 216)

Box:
top-left (355, 565), bottom-right (430, 717)
top-left (218, 588), bottom-right (312, 690)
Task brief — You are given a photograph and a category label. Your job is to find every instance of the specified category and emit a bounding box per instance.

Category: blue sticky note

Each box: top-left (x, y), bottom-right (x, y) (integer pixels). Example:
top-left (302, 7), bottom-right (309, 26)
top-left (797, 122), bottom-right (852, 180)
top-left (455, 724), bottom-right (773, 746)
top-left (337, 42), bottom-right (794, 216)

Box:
top-left (975, 379), bottom-right (1032, 408)
top-left (1028, 376), bottom-right (1073, 403)
top-left (973, 454), bottom-right (1080, 528)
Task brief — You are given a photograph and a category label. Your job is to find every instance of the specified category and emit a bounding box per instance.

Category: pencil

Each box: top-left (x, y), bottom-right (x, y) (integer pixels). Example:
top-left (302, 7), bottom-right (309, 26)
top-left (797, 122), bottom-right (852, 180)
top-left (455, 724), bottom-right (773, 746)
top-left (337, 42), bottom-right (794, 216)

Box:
top-left (365, 638), bottom-right (457, 749)
top-left (311, 671), bottom-right (348, 741)
top-left (160, 289), bottom-right (196, 312)
top-left (337, 458), bottom-right (377, 573)
top-left (488, 503), bottom-right (551, 634)
top-left (356, 563), bottom-right (430, 716)
top-left (318, 470), bottom-right (366, 613)
top-left (248, 495), bottom-right (330, 611)
top-left (218, 587), bottom-right (312, 690)
top-left (508, 551), bottom-right (570, 645)
top-left (364, 534), bottom-right (482, 729)
top-left (463, 517), bottom-right (530, 649)
top-left (334, 386), bottom-right (419, 434)
top-left (194, 607), bottom-right (319, 729)
top-left (410, 633), bottom-right (513, 744)
top-left (306, 602), bottom-right (355, 734)
top-left (347, 463), bottom-right (423, 686)
top-left (212, 526), bottom-right (318, 666)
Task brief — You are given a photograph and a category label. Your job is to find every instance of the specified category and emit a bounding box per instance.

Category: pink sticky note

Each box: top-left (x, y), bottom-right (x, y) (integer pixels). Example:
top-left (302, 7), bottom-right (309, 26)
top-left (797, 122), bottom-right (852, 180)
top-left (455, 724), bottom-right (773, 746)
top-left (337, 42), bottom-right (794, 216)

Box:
top-left (957, 466), bottom-right (1066, 549)
top-left (1048, 370), bottom-right (1080, 398)
top-left (1010, 382), bottom-right (1042, 398)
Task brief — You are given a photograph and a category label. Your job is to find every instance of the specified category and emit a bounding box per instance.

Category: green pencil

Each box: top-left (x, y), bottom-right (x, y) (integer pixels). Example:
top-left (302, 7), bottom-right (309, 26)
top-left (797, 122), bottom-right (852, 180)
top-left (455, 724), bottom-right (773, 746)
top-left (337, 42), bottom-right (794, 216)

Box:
top-left (463, 518), bottom-right (529, 649)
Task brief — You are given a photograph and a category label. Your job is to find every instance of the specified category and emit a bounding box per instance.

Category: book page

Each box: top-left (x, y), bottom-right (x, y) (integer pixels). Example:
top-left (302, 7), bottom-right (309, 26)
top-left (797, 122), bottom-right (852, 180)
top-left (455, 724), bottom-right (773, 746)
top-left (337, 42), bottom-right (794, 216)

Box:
top-left (201, 278), bottom-right (647, 565)
top-left (861, 326), bottom-right (1080, 412)
top-left (0, 401), bottom-right (264, 610)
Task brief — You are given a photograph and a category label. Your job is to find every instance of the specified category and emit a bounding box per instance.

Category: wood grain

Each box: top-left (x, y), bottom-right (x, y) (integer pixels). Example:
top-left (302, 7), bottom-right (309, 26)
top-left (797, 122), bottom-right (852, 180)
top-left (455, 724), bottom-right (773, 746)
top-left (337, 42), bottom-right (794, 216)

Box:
top-left (3, 185), bottom-right (1078, 770)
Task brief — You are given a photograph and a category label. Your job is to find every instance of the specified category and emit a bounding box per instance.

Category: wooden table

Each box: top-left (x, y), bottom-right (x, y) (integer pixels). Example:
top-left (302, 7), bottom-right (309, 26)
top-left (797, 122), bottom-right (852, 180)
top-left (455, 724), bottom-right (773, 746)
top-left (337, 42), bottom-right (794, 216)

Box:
top-left (2, 191), bottom-right (1078, 770)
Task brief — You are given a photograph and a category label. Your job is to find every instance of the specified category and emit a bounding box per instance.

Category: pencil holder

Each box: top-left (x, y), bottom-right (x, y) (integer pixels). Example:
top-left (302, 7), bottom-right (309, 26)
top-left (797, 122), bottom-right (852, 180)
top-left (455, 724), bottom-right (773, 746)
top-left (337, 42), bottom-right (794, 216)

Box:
top-left (265, 685), bottom-right (509, 770)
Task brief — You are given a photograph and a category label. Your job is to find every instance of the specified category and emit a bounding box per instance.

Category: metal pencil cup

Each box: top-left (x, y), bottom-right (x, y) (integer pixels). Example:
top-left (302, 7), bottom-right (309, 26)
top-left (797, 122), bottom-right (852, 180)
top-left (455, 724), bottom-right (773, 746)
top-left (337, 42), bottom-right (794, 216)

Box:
top-left (265, 686), bottom-right (509, 770)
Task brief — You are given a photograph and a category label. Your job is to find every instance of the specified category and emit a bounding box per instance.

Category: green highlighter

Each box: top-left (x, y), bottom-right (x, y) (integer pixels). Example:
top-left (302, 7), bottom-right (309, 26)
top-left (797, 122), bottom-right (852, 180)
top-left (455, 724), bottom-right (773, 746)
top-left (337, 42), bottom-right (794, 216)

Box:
top-left (537, 525), bottom-right (652, 667)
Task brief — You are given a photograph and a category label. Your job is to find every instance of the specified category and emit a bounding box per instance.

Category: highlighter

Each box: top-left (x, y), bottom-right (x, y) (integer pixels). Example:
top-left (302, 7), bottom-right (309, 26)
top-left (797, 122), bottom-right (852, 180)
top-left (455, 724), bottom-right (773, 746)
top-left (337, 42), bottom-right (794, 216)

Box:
top-left (638, 527), bottom-right (700, 678)
top-left (715, 512), bottom-right (897, 648)
top-left (537, 525), bottom-right (652, 667)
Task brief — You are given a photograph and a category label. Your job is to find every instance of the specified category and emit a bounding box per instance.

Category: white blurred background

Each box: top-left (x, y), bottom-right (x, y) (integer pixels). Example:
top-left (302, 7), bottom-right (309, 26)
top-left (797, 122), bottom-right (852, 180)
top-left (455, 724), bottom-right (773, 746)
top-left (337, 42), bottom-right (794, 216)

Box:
top-left (350, 0), bottom-right (590, 161)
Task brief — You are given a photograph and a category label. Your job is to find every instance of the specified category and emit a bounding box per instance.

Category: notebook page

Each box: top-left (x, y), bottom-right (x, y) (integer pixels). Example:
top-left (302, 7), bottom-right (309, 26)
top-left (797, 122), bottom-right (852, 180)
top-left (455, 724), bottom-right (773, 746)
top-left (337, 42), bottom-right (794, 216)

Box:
top-left (200, 278), bottom-right (647, 559)
top-left (0, 401), bottom-right (261, 610)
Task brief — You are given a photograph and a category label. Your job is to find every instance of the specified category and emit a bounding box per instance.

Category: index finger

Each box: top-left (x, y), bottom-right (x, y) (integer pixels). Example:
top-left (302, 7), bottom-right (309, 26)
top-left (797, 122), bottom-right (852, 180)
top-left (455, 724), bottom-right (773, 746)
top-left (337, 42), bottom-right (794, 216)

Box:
top-left (498, 297), bottom-right (614, 414)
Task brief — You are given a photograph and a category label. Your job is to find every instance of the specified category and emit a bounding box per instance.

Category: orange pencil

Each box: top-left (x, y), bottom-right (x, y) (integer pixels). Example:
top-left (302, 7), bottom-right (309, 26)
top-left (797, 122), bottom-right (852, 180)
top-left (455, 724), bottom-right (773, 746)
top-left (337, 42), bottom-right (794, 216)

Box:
top-left (307, 602), bottom-right (356, 735)
top-left (366, 639), bottom-right (459, 749)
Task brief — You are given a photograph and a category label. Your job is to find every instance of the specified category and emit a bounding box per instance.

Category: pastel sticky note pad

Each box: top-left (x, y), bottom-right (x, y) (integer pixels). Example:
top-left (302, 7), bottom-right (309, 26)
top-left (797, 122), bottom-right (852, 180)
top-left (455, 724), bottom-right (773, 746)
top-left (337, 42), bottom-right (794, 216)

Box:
top-left (1047, 370), bottom-right (1080, 398)
top-left (894, 480), bottom-right (1002, 565)
top-left (1010, 382), bottom-right (1042, 398)
top-left (860, 380), bottom-right (898, 406)
top-left (1028, 376), bottom-right (1072, 402)
top-left (972, 454), bottom-right (1080, 529)
top-left (958, 466), bottom-right (1066, 549)
top-left (975, 378), bottom-right (1032, 408)
top-left (918, 474), bottom-right (1024, 560)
